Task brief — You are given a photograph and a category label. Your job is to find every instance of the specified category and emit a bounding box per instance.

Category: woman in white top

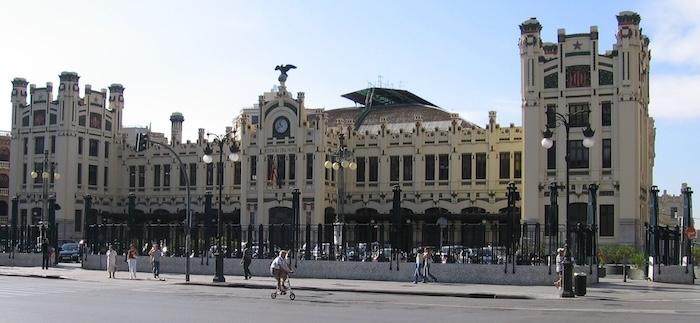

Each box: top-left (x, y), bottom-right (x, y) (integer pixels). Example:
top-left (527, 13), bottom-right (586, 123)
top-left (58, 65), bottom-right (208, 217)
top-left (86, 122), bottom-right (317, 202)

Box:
top-left (106, 244), bottom-right (117, 279)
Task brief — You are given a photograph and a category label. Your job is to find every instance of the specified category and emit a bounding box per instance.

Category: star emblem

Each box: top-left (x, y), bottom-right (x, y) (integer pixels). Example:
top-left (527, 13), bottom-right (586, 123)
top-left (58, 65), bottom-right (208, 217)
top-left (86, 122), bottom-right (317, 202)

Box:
top-left (573, 41), bottom-right (582, 50)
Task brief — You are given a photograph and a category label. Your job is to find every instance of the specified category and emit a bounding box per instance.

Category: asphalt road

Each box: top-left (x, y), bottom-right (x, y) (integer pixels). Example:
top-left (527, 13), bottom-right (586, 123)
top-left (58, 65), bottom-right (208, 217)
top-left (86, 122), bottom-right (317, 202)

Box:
top-left (1, 275), bottom-right (699, 323)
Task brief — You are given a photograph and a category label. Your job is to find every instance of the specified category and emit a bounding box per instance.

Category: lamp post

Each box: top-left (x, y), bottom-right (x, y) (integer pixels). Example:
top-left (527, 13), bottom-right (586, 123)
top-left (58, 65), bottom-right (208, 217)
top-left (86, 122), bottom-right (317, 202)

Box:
top-left (541, 108), bottom-right (595, 298)
top-left (30, 150), bottom-right (60, 256)
top-left (202, 130), bottom-right (240, 283)
top-left (323, 133), bottom-right (356, 260)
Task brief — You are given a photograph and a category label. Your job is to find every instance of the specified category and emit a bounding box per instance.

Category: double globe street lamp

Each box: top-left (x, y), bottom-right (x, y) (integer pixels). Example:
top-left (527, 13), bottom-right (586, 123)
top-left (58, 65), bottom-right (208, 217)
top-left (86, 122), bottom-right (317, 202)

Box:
top-left (202, 130), bottom-right (240, 283)
top-left (323, 133), bottom-right (356, 260)
top-left (30, 150), bottom-right (60, 260)
top-left (541, 108), bottom-right (594, 298)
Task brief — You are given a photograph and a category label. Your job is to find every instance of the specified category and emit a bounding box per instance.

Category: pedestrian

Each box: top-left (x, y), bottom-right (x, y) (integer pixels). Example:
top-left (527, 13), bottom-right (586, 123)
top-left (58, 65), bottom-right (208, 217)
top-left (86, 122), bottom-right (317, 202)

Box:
top-left (41, 238), bottom-right (49, 270)
top-left (423, 248), bottom-right (438, 283)
top-left (127, 243), bottom-right (138, 280)
top-left (149, 243), bottom-right (162, 279)
top-left (241, 243), bottom-right (253, 280)
top-left (106, 244), bottom-right (117, 278)
top-left (270, 250), bottom-right (293, 295)
top-left (413, 248), bottom-right (424, 284)
top-left (554, 247), bottom-right (565, 288)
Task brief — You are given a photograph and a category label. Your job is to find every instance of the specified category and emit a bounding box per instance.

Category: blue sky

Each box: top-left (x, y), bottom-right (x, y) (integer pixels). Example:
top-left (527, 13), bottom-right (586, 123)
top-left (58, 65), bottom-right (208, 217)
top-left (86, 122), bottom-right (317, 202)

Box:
top-left (1, 0), bottom-right (698, 195)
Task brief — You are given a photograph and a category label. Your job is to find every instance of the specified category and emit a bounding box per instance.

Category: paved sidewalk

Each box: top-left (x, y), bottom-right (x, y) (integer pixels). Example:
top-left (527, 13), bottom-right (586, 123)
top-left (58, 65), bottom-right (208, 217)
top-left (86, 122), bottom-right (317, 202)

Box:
top-left (0, 264), bottom-right (697, 301)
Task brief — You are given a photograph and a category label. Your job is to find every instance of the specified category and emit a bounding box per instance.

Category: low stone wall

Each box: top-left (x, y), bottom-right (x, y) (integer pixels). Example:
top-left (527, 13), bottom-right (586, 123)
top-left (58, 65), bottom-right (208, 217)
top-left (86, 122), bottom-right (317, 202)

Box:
top-left (648, 265), bottom-right (695, 284)
top-left (0, 253), bottom-right (44, 267)
top-left (83, 254), bottom-right (597, 286)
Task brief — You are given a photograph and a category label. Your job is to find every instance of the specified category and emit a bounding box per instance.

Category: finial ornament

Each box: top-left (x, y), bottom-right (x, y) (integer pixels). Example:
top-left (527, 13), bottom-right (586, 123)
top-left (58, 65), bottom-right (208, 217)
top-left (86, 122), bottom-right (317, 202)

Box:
top-left (275, 64), bottom-right (297, 86)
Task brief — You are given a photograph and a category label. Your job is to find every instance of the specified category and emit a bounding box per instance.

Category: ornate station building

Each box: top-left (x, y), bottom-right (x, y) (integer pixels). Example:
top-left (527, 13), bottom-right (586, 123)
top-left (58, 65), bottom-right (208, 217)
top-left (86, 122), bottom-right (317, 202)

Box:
top-left (7, 11), bottom-right (653, 248)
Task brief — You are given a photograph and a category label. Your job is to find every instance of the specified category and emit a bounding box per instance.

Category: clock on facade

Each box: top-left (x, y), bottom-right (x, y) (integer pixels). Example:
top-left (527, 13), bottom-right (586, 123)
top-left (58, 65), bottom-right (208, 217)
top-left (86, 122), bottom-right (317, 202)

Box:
top-left (273, 117), bottom-right (289, 137)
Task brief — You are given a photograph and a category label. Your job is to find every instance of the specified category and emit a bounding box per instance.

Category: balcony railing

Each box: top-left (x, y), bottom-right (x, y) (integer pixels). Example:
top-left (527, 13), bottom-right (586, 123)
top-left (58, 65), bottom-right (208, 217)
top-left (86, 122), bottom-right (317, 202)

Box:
top-left (0, 188), bottom-right (8, 196)
top-left (0, 161), bottom-right (9, 169)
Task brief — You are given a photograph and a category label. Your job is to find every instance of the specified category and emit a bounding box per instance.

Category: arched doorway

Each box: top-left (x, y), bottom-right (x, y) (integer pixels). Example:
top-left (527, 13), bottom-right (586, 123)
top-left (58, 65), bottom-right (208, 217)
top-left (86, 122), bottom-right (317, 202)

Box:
top-left (269, 207), bottom-right (293, 251)
top-left (423, 207), bottom-right (449, 248)
top-left (461, 207), bottom-right (488, 248)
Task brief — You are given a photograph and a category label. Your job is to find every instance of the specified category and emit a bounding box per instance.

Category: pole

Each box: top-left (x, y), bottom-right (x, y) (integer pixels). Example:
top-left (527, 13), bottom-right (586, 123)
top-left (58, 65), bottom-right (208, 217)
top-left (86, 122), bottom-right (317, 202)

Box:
top-left (561, 123), bottom-right (574, 297)
top-left (213, 140), bottom-right (226, 282)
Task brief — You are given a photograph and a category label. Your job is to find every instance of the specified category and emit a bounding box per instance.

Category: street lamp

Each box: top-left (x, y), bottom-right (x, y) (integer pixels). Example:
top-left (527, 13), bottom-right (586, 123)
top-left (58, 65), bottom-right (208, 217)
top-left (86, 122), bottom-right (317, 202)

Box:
top-left (202, 130), bottom-right (240, 283)
top-left (541, 108), bottom-right (595, 298)
top-left (323, 133), bottom-right (356, 260)
top-left (30, 150), bottom-right (60, 259)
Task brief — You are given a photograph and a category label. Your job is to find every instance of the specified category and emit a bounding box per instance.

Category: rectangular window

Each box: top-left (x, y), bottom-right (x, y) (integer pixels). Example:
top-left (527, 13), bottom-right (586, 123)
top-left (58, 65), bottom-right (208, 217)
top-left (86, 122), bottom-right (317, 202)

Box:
top-left (600, 205), bottom-right (614, 236)
top-left (306, 154), bottom-right (313, 180)
top-left (129, 166), bottom-right (135, 188)
top-left (33, 110), bottom-right (46, 126)
top-left (269, 156), bottom-right (276, 181)
top-left (179, 165), bottom-right (187, 187)
top-left (461, 153), bottom-right (472, 180)
top-left (514, 152), bottom-right (522, 179)
top-left (277, 154), bottom-right (286, 181)
top-left (390, 156), bottom-right (399, 182)
top-left (23, 163), bottom-right (27, 184)
top-left (34, 137), bottom-right (45, 155)
top-left (547, 141), bottom-right (556, 170)
top-left (138, 165), bottom-right (145, 187)
top-left (546, 105), bottom-right (556, 128)
top-left (251, 156), bottom-right (257, 181)
top-left (368, 156), bottom-right (378, 182)
top-left (601, 102), bottom-right (611, 126)
top-left (153, 165), bottom-right (161, 187)
top-left (88, 165), bottom-right (98, 186)
top-left (189, 163), bottom-right (197, 186)
top-left (104, 141), bottom-right (109, 158)
top-left (288, 154), bottom-right (296, 181)
top-left (356, 157), bottom-right (366, 182)
top-left (206, 164), bottom-right (213, 186)
top-left (78, 138), bottom-right (83, 155)
top-left (499, 152), bottom-right (510, 179)
top-left (602, 139), bottom-right (612, 169)
top-left (74, 210), bottom-right (82, 233)
top-left (78, 115), bottom-right (85, 126)
top-left (23, 138), bottom-right (28, 155)
top-left (34, 162), bottom-right (44, 184)
top-left (403, 155), bottom-right (413, 181)
top-left (234, 161), bottom-right (241, 185)
top-left (89, 139), bottom-right (99, 157)
top-left (568, 140), bottom-right (589, 169)
top-left (216, 163), bottom-right (222, 186)
top-left (425, 154), bottom-right (435, 181)
top-left (437, 154), bottom-right (448, 181)
top-left (163, 164), bottom-right (170, 187)
top-left (568, 103), bottom-right (589, 128)
top-left (103, 166), bottom-right (109, 187)
top-left (50, 136), bottom-right (56, 154)
top-left (77, 163), bottom-right (83, 185)
top-left (475, 153), bottom-right (486, 179)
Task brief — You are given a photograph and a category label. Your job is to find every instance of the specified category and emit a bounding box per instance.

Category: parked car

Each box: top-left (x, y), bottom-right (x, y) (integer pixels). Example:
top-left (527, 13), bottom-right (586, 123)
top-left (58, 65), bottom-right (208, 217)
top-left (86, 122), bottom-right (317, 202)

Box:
top-left (59, 243), bottom-right (80, 263)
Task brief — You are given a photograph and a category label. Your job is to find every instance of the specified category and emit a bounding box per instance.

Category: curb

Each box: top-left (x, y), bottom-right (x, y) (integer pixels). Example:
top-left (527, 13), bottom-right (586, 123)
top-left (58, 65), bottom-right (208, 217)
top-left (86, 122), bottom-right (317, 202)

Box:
top-left (0, 273), bottom-right (67, 280)
top-left (179, 281), bottom-right (534, 300)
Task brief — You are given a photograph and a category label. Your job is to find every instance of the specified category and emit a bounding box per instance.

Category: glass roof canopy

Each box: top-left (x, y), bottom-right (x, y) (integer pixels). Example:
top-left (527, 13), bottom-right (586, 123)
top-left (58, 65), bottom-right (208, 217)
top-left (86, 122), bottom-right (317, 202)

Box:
top-left (341, 87), bottom-right (437, 108)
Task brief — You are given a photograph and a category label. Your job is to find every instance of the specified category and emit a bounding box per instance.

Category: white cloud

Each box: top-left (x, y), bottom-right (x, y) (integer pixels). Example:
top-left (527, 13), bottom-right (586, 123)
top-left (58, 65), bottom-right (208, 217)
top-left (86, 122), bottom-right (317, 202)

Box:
top-left (647, 0), bottom-right (700, 67)
top-left (649, 74), bottom-right (700, 119)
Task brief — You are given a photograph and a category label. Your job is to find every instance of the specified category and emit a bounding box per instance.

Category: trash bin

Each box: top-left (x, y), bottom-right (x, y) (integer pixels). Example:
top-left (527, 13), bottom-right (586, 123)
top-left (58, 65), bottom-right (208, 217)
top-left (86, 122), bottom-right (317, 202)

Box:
top-left (574, 273), bottom-right (587, 296)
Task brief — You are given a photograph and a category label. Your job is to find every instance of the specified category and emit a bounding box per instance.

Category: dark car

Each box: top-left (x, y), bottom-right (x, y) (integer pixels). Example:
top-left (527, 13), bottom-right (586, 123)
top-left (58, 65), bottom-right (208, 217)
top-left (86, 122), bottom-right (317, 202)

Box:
top-left (59, 243), bottom-right (80, 263)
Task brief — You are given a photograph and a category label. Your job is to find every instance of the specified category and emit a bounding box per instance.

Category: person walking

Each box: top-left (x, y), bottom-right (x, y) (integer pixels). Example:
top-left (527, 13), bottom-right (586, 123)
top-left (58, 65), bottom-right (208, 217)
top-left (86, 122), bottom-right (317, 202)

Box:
top-left (554, 247), bottom-right (565, 288)
top-left (149, 243), bottom-right (162, 279)
top-left (41, 239), bottom-right (49, 270)
top-left (413, 248), bottom-right (424, 284)
top-left (106, 244), bottom-right (117, 278)
top-left (127, 244), bottom-right (138, 280)
top-left (423, 248), bottom-right (438, 283)
top-left (241, 243), bottom-right (253, 280)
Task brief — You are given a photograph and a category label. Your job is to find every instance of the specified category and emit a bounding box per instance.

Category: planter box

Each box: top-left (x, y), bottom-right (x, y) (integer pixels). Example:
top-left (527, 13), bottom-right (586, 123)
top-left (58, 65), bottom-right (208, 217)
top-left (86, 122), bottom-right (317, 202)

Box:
top-left (627, 268), bottom-right (645, 280)
top-left (598, 267), bottom-right (606, 277)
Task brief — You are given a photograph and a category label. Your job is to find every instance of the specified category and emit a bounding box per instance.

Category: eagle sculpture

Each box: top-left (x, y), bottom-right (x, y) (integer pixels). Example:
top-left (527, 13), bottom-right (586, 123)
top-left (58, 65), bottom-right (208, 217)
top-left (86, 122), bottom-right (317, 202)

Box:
top-left (275, 64), bottom-right (297, 83)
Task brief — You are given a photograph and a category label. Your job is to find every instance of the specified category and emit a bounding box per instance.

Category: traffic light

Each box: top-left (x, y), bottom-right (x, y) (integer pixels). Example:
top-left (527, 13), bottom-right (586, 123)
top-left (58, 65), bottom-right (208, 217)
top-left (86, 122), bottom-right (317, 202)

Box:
top-left (135, 133), bottom-right (149, 152)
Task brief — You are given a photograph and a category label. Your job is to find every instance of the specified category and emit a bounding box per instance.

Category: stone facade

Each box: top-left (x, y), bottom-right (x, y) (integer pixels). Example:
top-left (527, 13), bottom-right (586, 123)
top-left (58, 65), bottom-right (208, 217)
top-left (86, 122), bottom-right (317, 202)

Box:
top-left (520, 11), bottom-right (655, 247)
top-left (0, 130), bottom-right (9, 223)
